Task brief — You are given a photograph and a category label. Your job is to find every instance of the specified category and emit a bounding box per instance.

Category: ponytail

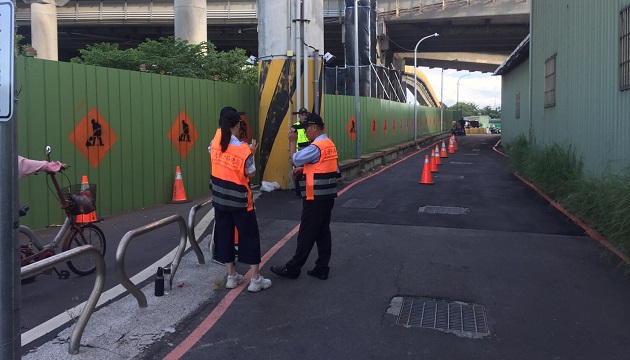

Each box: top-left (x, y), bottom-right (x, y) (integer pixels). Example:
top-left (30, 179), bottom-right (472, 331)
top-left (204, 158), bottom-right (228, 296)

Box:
top-left (220, 119), bottom-right (232, 152)
top-left (218, 111), bottom-right (242, 152)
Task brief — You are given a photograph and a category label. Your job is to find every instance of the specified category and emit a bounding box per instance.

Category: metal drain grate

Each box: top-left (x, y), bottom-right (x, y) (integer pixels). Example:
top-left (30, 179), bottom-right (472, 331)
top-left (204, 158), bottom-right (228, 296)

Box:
top-left (341, 198), bottom-right (382, 209)
top-left (432, 175), bottom-right (465, 180)
top-left (418, 206), bottom-right (469, 215)
top-left (396, 297), bottom-right (489, 337)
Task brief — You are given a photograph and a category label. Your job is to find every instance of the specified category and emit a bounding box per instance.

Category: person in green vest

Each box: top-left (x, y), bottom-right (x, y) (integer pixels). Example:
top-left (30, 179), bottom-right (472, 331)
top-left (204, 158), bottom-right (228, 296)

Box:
top-left (292, 108), bottom-right (310, 150)
top-left (292, 108), bottom-right (310, 196)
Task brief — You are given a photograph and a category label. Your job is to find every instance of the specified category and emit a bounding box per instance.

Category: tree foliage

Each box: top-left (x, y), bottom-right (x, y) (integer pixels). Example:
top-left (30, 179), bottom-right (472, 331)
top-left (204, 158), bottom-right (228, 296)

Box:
top-left (446, 101), bottom-right (501, 118)
top-left (71, 36), bottom-right (258, 86)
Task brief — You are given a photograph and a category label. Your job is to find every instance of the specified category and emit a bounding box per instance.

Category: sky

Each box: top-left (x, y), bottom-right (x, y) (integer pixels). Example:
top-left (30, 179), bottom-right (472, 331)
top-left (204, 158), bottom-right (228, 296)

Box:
top-left (418, 67), bottom-right (502, 110)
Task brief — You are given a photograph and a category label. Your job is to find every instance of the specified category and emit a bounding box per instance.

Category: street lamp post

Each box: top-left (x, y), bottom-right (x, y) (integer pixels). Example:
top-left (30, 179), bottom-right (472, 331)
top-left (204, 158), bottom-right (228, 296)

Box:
top-left (456, 73), bottom-right (472, 113)
top-left (413, 33), bottom-right (439, 147)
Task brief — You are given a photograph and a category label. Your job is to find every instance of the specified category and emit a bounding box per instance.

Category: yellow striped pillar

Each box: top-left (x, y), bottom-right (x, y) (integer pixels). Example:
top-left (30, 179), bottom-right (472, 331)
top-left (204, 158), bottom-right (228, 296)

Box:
top-left (257, 1), bottom-right (324, 188)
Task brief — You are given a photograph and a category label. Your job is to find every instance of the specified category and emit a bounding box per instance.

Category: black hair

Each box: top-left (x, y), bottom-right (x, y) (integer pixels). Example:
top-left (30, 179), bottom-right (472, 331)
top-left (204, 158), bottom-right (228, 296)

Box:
top-left (219, 112), bottom-right (241, 152)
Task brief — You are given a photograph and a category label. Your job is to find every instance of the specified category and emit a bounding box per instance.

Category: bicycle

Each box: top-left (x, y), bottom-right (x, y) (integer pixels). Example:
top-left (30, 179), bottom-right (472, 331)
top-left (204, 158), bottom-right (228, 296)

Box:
top-left (19, 146), bottom-right (106, 283)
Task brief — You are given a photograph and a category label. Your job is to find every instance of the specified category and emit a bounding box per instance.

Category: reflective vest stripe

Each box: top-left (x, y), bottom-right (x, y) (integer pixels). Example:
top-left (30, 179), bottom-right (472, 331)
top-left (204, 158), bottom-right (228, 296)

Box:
top-left (210, 131), bottom-right (253, 211)
top-left (302, 138), bottom-right (338, 200)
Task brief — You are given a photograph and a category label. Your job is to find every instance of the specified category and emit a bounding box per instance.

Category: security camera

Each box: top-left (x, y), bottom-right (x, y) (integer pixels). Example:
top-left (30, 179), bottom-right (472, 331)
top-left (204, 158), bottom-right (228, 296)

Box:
top-left (322, 52), bottom-right (336, 64)
top-left (246, 55), bottom-right (257, 65)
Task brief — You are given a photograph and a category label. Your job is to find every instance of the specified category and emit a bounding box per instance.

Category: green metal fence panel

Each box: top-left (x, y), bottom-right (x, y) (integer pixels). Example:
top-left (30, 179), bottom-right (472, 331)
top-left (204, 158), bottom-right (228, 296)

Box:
top-left (17, 58), bottom-right (259, 230)
top-left (322, 95), bottom-right (457, 162)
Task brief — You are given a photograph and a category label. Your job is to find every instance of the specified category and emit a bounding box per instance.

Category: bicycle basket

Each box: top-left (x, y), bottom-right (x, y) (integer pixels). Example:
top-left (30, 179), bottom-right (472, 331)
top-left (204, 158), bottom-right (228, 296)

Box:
top-left (62, 184), bottom-right (97, 215)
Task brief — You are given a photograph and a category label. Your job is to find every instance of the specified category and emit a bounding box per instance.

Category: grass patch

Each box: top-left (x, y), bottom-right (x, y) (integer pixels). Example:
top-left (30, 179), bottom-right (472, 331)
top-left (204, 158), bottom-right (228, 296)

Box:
top-left (506, 134), bottom-right (630, 264)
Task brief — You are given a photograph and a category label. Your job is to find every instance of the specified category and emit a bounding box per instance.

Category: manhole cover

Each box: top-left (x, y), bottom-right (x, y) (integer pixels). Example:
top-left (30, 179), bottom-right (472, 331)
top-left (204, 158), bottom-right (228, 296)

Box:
top-left (393, 296), bottom-right (489, 338)
top-left (418, 206), bottom-right (469, 214)
top-left (341, 198), bottom-right (382, 209)
top-left (432, 175), bottom-right (465, 180)
top-left (450, 161), bottom-right (473, 165)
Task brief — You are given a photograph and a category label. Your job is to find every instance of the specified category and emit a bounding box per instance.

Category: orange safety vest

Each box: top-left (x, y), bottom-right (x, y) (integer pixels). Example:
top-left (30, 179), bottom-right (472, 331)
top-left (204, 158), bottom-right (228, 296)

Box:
top-left (210, 129), bottom-right (253, 211)
top-left (299, 138), bottom-right (338, 200)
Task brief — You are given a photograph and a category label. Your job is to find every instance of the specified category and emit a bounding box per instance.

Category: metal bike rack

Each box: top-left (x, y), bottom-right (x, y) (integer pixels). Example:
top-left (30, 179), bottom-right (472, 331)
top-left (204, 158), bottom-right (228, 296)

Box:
top-left (186, 198), bottom-right (213, 265)
top-left (21, 245), bottom-right (105, 355)
top-left (115, 214), bottom-right (203, 308)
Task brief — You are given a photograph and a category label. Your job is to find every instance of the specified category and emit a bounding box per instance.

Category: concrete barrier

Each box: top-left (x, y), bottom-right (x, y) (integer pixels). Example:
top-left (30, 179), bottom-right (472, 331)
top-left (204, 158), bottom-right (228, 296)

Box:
top-left (338, 132), bottom-right (450, 182)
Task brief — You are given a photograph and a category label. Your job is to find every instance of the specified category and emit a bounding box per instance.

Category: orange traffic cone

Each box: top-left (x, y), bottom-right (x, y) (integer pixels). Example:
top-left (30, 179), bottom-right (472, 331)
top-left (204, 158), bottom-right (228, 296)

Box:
top-left (440, 140), bottom-right (448, 158)
top-left (434, 145), bottom-right (442, 165)
top-left (453, 136), bottom-right (459, 151)
top-left (169, 166), bottom-right (191, 203)
top-left (430, 149), bottom-right (438, 173)
top-left (448, 138), bottom-right (455, 154)
top-left (76, 175), bottom-right (98, 223)
top-left (419, 155), bottom-right (434, 185)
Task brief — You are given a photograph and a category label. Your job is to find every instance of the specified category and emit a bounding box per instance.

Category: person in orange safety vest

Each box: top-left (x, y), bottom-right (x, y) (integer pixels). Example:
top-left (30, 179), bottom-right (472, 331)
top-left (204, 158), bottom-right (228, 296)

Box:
top-left (270, 113), bottom-right (340, 281)
top-left (210, 110), bottom-right (272, 293)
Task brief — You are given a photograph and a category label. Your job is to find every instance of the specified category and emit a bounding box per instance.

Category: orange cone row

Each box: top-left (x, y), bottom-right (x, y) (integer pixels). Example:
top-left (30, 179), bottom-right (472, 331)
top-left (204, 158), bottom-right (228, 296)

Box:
top-left (419, 136), bottom-right (459, 185)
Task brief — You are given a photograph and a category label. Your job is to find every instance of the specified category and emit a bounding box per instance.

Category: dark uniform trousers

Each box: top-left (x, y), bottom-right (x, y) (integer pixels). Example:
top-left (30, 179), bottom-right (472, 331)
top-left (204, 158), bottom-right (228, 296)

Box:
top-left (215, 208), bottom-right (261, 265)
top-left (286, 198), bottom-right (335, 271)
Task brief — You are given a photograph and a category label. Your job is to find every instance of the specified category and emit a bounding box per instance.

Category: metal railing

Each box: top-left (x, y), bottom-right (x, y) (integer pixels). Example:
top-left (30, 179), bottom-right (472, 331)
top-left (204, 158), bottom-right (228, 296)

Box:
top-left (21, 245), bottom-right (105, 355)
top-left (115, 214), bottom-right (203, 308)
top-left (187, 198), bottom-right (212, 264)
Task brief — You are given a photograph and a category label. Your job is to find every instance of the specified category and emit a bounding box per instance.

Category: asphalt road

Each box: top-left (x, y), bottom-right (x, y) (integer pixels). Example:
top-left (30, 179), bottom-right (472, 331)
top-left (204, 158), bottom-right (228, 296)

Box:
top-left (138, 134), bottom-right (630, 360)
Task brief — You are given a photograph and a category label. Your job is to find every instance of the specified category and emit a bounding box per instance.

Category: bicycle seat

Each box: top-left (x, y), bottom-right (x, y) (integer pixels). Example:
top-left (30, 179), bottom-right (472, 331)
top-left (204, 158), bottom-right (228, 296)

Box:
top-left (19, 205), bottom-right (29, 217)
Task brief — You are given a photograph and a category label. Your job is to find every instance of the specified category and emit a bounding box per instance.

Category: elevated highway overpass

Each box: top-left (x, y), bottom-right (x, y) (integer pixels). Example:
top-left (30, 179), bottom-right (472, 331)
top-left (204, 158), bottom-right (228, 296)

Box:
top-left (16, 0), bottom-right (529, 73)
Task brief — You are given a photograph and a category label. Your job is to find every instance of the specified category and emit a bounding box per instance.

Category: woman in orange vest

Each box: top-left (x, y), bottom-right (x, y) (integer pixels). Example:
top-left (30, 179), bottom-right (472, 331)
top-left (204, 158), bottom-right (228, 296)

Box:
top-left (270, 113), bottom-right (339, 280)
top-left (210, 110), bottom-right (272, 293)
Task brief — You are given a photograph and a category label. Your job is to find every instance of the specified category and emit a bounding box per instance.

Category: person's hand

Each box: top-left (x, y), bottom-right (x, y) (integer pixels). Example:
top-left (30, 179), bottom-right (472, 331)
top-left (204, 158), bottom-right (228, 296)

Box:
top-left (292, 167), bottom-right (303, 177)
top-left (288, 128), bottom-right (297, 143)
top-left (249, 139), bottom-right (258, 153)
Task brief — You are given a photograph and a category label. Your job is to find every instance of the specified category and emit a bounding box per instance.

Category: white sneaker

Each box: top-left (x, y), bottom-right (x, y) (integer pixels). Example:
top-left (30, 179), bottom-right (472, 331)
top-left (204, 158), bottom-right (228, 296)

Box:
top-left (226, 273), bottom-right (244, 289)
top-left (247, 275), bottom-right (272, 292)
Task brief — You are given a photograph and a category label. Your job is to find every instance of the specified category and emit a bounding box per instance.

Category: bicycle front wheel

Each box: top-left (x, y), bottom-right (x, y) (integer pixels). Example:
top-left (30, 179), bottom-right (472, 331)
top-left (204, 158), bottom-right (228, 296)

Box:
top-left (63, 224), bottom-right (107, 276)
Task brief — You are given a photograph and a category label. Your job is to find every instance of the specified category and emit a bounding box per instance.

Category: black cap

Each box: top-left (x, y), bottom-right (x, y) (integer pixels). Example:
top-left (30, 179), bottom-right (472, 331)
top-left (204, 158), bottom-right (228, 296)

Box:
top-left (303, 113), bottom-right (324, 127)
top-left (293, 107), bottom-right (308, 115)
top-left (220, 111), bottom-right (242, 127)
top-left (220, 106), bottom-right (245, 117)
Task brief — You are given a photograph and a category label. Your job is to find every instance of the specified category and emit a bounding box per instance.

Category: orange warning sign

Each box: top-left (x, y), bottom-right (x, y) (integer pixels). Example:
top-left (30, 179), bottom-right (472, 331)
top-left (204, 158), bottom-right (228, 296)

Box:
top-left (68, 106), bottom-right (117, 168)
top-left (237, 114), bottom-right (253, 143)
top-left (399, 118), bottom-right (403, 133)
top-left (371, 116), bottom-right (377, 138)
top-left (346, 115), bottom-right (356, 142)
top-left (168, 110), bottom-right (198, 159)
top-left (392, 117), bottom-right (396, 133)
top-left (383, 117), bottom-right (388, 135)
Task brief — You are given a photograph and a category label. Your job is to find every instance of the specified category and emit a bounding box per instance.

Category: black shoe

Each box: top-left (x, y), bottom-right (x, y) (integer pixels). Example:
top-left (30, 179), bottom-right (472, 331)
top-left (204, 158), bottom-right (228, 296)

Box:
top-left (307, 267), bottom-right (329, 280)
top-left (270, 265), bottom-right (300, 279)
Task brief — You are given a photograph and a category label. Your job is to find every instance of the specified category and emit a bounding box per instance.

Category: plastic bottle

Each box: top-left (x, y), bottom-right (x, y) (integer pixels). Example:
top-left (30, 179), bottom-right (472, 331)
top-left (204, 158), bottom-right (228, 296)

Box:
top-left (154, 267), bottom-right (164, 297)
top-left (163, 267), bottom-right (172, 295)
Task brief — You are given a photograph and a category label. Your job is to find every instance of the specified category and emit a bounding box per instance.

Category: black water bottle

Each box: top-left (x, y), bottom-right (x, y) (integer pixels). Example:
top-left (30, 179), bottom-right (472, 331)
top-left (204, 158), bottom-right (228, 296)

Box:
top-left (154, 267), bottom-right (164, 297)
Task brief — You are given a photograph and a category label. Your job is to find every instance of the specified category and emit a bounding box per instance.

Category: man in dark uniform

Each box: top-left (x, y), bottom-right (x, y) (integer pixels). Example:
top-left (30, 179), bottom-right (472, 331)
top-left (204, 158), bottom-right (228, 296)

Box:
top-left (271, 113), bottom-right (339, 280)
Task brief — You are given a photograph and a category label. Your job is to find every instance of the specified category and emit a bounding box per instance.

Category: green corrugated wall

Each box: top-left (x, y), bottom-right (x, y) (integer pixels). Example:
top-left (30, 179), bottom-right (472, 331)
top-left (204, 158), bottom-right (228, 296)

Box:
top-left (17, 57), bottom-right (258, 229)
top-left (322, 95), bottom-right (459, 161)
top-left (16, 57), bottom-right (458, 230)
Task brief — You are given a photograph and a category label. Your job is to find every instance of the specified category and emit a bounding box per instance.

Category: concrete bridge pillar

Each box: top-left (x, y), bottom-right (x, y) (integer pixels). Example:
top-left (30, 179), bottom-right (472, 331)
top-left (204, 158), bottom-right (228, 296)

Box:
top-left (30, 1), bottom-right (59, 60)
top-left (257, 0), bottom-right (324, 188)
top-left (174, 0), bottom-right (207, 44)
